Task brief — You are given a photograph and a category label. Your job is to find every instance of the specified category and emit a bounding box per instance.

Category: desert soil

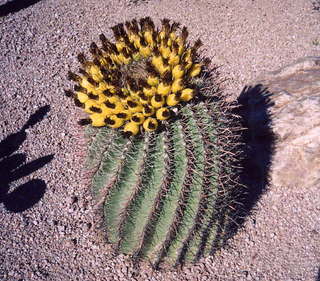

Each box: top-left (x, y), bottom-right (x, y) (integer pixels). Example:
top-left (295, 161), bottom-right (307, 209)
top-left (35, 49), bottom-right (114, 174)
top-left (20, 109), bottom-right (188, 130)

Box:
top-left (0, 0), bottom-right (319, 280)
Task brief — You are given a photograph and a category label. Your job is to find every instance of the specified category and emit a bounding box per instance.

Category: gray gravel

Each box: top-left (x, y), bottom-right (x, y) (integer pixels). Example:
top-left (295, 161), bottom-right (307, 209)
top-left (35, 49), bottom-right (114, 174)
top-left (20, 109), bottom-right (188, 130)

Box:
top-left (0, 0), bottom-right (319, 280)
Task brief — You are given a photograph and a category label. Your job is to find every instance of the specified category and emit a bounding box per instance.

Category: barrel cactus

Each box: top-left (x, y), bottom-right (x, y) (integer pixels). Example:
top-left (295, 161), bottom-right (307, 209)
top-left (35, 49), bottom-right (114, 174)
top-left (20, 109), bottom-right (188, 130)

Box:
top-left (65, 17), bottom-right (243, 268)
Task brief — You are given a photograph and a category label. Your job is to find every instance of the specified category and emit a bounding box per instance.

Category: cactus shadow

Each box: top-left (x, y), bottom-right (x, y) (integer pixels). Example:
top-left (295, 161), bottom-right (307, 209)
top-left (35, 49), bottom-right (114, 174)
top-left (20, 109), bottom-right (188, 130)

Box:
top-left (0, 0), bottom-right (42, 17)
top-left (0, 105), bottom-right (54, 213)
top-left (230, 84), bottom-right (276, 235)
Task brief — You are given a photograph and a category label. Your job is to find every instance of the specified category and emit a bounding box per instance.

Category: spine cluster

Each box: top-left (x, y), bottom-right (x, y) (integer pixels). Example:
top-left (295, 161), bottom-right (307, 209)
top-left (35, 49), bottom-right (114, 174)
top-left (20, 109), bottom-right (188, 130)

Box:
top-left (65, 18), bottom-right (210, 136)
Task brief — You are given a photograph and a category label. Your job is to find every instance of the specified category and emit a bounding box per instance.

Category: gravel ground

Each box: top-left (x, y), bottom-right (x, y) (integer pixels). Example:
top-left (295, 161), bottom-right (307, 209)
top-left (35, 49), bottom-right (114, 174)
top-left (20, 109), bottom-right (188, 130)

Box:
top-left (0, 0), bottom-right (319, 280)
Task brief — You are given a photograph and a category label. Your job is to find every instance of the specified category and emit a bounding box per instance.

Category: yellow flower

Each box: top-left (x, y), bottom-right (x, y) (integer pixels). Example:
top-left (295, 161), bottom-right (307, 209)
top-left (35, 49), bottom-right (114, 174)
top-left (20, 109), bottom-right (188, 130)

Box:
top-left (66, 17), bottom-right (208, 135)
top-left (143, 117), bottom-right (158, 132)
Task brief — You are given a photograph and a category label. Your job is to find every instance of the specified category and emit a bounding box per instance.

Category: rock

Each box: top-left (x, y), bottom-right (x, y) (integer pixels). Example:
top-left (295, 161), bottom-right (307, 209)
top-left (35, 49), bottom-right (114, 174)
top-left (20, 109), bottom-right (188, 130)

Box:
top-left (239, 56), bottom-right (320, 189)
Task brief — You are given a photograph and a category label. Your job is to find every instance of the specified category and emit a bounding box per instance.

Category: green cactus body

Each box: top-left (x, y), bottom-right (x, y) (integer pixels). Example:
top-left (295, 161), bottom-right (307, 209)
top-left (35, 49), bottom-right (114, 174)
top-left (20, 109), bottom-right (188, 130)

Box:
top-left (85, 101), bottom-right (241, 267)
top-left (66, 17), bottom-right (242, 268)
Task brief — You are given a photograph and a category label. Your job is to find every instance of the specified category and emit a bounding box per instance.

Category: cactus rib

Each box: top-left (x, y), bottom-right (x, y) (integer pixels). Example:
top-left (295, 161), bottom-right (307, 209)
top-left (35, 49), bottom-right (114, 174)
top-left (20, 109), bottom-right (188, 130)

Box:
top-left (91, 133), bottom-right (128, 200)
top-left (118, 133), bottom-right (166, 253)
top-left (104, 137), bottom-right (146, 243)
top-left (136, 122), bottom-right (188, 262)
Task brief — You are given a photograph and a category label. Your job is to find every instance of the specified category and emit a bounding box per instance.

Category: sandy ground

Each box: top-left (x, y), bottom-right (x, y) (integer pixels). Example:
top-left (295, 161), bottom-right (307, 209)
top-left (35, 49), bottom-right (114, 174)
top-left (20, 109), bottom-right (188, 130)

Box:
top-left (0, 0), bottom-right (319, 280)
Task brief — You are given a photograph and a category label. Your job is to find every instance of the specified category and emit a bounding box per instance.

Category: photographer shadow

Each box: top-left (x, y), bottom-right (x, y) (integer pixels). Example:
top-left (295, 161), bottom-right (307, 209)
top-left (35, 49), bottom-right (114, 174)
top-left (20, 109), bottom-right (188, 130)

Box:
top-left (0, 0), bottom-right (42, 17)
top-left (0, 105), bottom-right (54, 213)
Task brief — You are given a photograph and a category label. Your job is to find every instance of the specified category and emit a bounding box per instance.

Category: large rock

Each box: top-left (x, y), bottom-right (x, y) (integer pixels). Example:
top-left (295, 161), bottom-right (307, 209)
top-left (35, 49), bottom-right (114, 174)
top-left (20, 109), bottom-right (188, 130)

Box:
top-left (239, 56), bottom-right (320, 189)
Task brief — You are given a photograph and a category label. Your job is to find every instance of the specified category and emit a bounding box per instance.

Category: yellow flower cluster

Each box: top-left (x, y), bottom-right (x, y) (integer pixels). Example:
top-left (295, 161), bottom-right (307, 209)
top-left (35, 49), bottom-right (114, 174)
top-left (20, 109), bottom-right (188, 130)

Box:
top-left (65, 17), bottom-right (208, 136)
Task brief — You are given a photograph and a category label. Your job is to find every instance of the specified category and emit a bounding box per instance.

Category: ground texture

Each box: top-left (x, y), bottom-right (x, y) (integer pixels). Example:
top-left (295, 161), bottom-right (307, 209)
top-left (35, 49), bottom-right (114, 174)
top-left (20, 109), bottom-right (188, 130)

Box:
top-left (0, 0), bottom-right (319, 280)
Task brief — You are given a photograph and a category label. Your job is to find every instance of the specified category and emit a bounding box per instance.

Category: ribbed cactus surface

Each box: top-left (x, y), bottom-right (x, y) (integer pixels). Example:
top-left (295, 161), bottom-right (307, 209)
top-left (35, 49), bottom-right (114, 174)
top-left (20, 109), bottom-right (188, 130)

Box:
top-left (85, 100), bottom-right (241, 267)
top-left (65, 17), bottom-right (243, 268)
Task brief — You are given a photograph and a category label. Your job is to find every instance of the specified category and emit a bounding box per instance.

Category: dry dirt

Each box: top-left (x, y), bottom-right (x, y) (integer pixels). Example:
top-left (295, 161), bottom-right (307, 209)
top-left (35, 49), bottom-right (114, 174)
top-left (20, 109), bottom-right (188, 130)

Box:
top-left (0, 0), bottom-right (319, 280)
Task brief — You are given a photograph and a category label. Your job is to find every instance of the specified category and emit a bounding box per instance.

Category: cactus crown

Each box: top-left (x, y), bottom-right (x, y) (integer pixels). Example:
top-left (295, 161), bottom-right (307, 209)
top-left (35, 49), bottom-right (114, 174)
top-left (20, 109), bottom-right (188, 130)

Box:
top-left (65, 17), bottom-right (210, 136)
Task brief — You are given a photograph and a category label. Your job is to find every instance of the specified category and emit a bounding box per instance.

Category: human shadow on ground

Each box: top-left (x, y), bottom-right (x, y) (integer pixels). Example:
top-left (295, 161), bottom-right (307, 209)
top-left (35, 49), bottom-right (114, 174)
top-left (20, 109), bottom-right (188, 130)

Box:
top-left (0, 105), bottom-right (54, 212)
top-left (316, 267), bottom-right (320, 281)
top-left (0, 0), bottom-right (42, 17)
